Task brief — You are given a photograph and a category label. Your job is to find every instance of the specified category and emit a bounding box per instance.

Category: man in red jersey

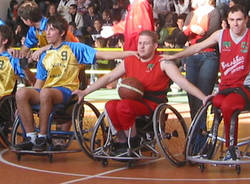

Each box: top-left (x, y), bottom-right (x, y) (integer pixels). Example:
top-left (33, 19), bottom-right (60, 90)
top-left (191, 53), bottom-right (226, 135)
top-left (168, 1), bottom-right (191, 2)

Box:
top-left (73, 30), bottom-right (206, 149)
top-left (161, 5), bottom-right (250, 160)
top-left (101, 0), bottom-right (154, 51)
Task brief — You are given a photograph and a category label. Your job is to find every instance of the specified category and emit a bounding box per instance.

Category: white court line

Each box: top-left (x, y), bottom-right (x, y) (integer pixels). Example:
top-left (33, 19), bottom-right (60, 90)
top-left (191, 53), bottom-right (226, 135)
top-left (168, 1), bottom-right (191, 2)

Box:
top-left (1, 149), bottom-right (250, 183)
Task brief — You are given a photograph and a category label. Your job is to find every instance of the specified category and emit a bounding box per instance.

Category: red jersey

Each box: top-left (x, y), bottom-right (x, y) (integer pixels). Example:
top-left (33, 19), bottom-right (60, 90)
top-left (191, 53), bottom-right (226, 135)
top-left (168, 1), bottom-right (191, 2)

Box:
top-left (124, 54), bottom-right (170, 106)
top-left (113, 0), bottom-right (154, 51)
top-left (219, 29), bottom-right (250, 90)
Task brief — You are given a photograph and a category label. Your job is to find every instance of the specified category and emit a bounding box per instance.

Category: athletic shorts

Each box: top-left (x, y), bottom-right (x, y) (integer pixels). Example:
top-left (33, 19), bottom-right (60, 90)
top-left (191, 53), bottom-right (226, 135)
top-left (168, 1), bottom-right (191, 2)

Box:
top-left (35, 87), bottom-right (72, 104)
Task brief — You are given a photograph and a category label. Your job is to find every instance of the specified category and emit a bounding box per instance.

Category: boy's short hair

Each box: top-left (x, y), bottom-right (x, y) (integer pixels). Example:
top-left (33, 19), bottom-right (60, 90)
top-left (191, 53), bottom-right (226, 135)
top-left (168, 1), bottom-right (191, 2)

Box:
top-left (47, 15), bottom-right (68, 40)
top-left (0, 25), bottom-right (13, 49)
top-left (139, 30), bottom-right (158, 43)
top-left (228, 4), bottom-right (248, 18)
top-left (18, 1), bottom-right (42, 22)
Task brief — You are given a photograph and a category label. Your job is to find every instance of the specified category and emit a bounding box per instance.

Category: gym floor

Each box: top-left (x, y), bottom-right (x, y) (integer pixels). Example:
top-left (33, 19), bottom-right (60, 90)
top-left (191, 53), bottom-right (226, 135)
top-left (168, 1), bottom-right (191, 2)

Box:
top-left (1, 89), bottom-right (250, 184)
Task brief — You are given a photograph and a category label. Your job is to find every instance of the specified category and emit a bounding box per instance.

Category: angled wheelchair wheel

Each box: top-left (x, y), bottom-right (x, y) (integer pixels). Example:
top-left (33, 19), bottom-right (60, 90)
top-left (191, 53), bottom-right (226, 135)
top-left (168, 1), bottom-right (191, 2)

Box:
top-left (153, 103), bottom-right (188, 167)
top-left (11, 113), bottom-right (40, 147)
top-left (186, 101), bottom-right (224, 163)
top-left (73, 100), bottom-right (100, 158)
top-left (11, 117), bottom-right (26, 147)
top-left (90, 112), bottom-right (109, 159)
top-left (0, 95), bottom-right (16, 147)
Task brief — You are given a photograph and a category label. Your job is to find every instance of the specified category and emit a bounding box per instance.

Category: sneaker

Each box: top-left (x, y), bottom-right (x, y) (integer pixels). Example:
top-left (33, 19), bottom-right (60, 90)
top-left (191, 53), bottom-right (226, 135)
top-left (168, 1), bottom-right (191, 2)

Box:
top-left (52, 138), bottom-right (66, 151)
top-left (224, 147), bottom-right (241, 161)
top-left (33, 137), bottom-right (47, 152)
top-left (15, 137), bottom-right (34, 151)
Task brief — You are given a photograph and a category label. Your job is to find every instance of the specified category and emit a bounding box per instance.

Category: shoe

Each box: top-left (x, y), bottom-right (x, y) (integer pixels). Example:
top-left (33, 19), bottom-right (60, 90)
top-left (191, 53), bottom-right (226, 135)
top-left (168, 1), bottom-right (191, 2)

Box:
top-left (52, 138), bottom-right (66, 151)
top-left (15, 137), bottom-right (34, 151)
top-left (224, 147), bottom-right (240, 161)
top-left (33, 137), bottom-right (47, 152)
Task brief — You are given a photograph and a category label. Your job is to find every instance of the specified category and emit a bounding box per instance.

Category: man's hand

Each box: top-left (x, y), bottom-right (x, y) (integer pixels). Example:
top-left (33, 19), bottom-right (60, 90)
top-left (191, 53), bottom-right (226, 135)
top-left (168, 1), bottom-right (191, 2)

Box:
top-left (72, 89), bottom-right (87, 104)
top-left (203, 94), bottom-right (215, 105)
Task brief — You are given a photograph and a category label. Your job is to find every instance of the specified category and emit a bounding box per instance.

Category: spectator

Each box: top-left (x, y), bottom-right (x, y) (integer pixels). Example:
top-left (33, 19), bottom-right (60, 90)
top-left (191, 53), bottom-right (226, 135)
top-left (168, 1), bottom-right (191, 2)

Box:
top-left (173, 0), bottom-right (190, 15)
top-left (46, 3), bottom-right (58, 18)
top-left (102, 9), bottom-right (113, 26)
top-left (65, 4), bottom-right (84, 29)
top-left (57, 0), bottom-right (75, 19)
top-left (181, 0), bottom-right (221, 120)
top-left (82, 4), bottom-right (100, 34)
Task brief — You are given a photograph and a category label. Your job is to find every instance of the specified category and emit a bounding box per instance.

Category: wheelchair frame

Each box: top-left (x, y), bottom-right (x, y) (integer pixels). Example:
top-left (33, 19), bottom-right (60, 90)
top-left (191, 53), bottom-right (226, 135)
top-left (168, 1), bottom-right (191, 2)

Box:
top-left (90, 102), bottom-right (188, 167)
top-left (11, 99), bottom-right (100, 162)
top-left (186, 100), bottom-right (250, 174)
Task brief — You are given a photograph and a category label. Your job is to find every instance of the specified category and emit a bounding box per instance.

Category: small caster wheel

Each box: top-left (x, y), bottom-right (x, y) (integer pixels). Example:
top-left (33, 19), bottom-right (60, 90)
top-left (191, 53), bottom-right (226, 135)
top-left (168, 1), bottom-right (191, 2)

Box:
top-left (199, 164), bottom-right (205, 172)
top-left (236, 165), bottom-right (241, 175)
top-left (48, 154), bottom-right (53, 163)
top-left (17, 153), bottom-right (21, 161)
top-left (128, 160), bottom-right (135, 168)
top-left (102, 159), bottom-right (108, 167)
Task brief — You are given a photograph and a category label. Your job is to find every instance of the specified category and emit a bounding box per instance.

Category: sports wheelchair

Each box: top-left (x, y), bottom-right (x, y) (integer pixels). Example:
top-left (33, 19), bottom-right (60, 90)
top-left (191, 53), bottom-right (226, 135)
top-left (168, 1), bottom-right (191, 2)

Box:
top-left (0, 94), bottom-right (16, 148)
top-left (185, 100), bottom-right (250, 174)
top-left (90, 103), bottom-right (188, 167)
top-left (11, 71), bottom-right (100, 161)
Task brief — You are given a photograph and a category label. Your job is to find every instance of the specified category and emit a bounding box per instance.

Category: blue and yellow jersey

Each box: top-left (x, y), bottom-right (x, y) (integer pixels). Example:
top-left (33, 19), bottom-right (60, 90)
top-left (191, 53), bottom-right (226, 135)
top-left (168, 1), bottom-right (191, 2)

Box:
top-left (24, 16), bottom-right (79, 49)
top-left (24, 16), bottom-right (48, 48)
top-left (0, 51), bottom-right (25, 97)
top-left (36, 42), bottom-right (96, 91)
top-left (0, 19), bottom-right (5, 26)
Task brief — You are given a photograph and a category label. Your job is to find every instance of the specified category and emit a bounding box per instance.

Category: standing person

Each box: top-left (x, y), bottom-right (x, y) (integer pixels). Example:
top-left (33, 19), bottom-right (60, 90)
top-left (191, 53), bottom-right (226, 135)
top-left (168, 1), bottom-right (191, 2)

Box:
top-left (12, 1), bottom-right (79, 60)
top-left (180, 0), bottom-right (221, 120)
top-left (73, 30), bottom-right (207, 149)
top-left (161, 5), bottom-right (250, 159)
top-left (101, 0), bottom-right (154, 51)
top-left (14, 15), bottom-right (138, 151)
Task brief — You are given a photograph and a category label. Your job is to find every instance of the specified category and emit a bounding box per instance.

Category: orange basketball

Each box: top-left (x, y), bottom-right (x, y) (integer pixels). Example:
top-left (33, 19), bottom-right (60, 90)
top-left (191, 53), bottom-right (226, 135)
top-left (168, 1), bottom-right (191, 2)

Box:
top-left (118, 77), bottom-right (144, 100)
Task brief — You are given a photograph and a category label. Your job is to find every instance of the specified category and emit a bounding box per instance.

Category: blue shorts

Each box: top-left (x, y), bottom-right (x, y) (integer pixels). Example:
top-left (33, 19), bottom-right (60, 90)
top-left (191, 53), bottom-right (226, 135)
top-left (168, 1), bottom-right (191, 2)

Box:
top-left (35, 87), bottom-right (72, 104)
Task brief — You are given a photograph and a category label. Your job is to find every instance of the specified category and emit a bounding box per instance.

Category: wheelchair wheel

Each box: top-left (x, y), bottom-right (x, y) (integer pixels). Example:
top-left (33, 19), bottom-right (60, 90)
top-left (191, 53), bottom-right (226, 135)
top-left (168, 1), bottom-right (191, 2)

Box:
top-left (11, 117), bottom-right (26, 147)
top-left (153, 103), bottom-right (188, 167)
top-left (0, 95), bottom-right (16, 147)
top-left (73, 100), bottom-right (100, 158)
top-left (90, 112), bottom-right (108, 159)
top-left (186, 101), bottom-right (224, 162)
top-left (11, 113), bottom-right (40, 147)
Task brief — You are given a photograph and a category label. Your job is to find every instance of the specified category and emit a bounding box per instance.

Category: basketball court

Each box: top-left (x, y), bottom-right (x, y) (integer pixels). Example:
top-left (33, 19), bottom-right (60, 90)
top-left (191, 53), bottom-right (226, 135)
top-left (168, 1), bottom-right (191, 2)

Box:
top-left (1, 89), bottom-right (250, 184)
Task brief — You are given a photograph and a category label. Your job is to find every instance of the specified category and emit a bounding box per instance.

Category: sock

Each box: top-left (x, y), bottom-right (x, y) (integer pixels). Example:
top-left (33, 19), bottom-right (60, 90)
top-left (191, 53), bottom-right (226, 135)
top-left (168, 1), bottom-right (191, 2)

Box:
top-left (26, 132), bottom-right (37, 144)
top-left (38, 134), bottom-right (47, 139)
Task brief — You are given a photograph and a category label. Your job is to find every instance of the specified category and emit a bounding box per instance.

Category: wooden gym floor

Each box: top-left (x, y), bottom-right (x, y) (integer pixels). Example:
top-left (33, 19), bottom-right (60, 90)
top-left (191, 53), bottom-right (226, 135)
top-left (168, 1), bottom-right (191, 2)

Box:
top-left (1, 91), bottom-right (250, 184)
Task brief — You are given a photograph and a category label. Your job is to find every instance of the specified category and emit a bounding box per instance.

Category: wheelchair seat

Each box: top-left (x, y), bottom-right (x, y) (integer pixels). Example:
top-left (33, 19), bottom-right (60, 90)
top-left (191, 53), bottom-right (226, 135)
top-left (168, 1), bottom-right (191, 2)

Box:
top-left (90, 102), bottom-right (187, 167)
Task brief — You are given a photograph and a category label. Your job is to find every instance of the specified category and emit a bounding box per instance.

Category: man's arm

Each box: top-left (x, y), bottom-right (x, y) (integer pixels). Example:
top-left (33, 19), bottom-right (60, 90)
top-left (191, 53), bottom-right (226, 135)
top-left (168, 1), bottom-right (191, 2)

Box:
top-left (73, 61), bottom-right (126, 103)
top-left (161, 60), bottom-right (206, 103)
top-left (34, 79), bottom-right (45, 89)
top-left (95, 51), bottom-right (138, 60)
top-left (160, 30), bottom-right (221, 61)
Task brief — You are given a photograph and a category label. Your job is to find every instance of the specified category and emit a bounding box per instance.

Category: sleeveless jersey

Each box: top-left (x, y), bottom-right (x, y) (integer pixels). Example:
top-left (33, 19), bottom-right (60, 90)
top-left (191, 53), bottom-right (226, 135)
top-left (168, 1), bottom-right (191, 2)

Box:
top-left (36, 42), bottom-right (96, 91)
top-left (24, 17), bottom-right (79, 48)
top-left (0, 51), bottom-right (24, 97)
top-left (219, 29), bottom-right (250, 89)
top-left (125, 54), bottom-right (170, 103)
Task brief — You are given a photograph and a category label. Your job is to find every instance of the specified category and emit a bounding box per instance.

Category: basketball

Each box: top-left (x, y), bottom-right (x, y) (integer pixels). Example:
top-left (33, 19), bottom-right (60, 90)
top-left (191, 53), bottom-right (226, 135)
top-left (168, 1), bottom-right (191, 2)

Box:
top-left (118, 77), bottom-right (144, 100)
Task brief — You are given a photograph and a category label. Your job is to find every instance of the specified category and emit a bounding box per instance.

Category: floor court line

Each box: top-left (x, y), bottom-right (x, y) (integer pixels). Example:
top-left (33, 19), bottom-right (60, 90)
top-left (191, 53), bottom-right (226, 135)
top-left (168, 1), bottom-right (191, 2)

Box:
top-left (2, 149), bottom-right (250, 183)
